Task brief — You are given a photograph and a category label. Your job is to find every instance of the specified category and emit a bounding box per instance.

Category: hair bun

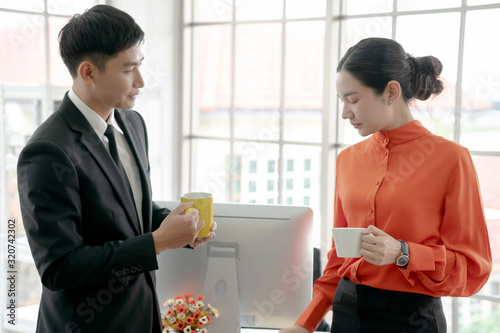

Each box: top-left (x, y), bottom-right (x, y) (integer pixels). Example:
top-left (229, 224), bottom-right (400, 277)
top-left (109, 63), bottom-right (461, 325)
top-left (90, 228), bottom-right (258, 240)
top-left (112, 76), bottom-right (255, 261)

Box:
top-left (408, 55), bottom-right (444, 101)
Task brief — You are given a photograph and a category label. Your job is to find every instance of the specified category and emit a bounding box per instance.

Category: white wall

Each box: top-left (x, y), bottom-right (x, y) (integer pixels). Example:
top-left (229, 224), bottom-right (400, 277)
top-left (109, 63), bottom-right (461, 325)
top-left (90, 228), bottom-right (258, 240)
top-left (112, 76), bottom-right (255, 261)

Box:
top-left (109, 0), bottom-right (182, 200)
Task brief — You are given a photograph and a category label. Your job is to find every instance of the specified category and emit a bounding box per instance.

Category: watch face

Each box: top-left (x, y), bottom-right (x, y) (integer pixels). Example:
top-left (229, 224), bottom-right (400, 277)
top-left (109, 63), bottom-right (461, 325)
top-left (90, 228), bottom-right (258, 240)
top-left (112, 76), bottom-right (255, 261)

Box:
top-left (397, 255), bottom-right (409, 266)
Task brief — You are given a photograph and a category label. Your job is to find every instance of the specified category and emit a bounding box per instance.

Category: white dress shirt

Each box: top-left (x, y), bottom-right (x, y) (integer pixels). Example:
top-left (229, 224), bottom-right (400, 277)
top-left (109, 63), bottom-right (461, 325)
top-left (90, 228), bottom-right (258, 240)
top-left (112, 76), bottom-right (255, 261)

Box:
top-left (68, 89), bottom-right (144, 233)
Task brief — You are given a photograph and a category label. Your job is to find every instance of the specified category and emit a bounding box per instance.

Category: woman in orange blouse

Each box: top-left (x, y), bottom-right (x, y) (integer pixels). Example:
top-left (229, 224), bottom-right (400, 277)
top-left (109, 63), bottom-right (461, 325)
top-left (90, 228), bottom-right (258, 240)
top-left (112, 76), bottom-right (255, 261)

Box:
top-left (280, 38), bottom-right (492, 333)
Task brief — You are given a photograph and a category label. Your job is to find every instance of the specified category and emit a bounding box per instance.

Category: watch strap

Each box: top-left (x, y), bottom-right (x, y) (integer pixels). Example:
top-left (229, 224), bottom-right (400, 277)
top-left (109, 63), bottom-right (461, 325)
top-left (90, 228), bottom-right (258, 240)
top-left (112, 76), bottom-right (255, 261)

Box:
top-left (398, 239), bottom-right (409, 255)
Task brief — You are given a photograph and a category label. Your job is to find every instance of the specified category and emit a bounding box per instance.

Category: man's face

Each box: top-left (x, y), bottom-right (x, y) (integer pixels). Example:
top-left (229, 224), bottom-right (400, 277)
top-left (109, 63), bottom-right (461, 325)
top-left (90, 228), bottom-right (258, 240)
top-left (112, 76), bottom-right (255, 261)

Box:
top-left (91, 46), bottom-right (145, 113)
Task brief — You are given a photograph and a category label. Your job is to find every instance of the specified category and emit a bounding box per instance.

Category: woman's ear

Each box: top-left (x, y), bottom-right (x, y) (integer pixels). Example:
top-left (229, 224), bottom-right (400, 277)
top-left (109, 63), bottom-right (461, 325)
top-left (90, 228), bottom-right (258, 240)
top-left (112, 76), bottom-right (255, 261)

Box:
top-left (386, 80), bottom-right (402, 105)
top-left (78, 61), bottom-right (95, 85)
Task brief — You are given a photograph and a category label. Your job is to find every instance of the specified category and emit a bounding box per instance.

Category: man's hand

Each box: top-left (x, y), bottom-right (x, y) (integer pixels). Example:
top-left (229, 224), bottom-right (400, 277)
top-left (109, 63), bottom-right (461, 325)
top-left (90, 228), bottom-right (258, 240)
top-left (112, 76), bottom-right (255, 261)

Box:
top-left (361, 225), bottom-right (401, 266)
top-left (279, 326), bottom-right (310, 333)
top-left (188, 221), bottom-right (217, 248)
top-left (152, 202), bottom-right (205, 254)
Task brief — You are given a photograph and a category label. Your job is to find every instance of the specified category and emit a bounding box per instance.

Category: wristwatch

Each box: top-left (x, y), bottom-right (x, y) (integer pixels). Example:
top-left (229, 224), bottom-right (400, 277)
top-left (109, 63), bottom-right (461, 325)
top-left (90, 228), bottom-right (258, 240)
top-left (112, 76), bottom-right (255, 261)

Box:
top-left (395, 240), bottom-right (410, 267)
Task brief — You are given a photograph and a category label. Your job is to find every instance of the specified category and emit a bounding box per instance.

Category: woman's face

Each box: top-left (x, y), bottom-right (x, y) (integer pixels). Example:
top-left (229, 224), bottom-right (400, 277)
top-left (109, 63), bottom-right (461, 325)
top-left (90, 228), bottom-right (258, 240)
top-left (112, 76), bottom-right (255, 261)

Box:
top-left (336, 69), bottom-right (394, 137)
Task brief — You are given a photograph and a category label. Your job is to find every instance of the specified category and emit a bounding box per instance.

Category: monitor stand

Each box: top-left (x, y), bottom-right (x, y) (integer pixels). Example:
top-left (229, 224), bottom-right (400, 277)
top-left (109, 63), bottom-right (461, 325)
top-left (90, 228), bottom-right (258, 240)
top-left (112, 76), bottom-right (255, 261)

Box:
top-left (203, 242), bottom-right (241, 333)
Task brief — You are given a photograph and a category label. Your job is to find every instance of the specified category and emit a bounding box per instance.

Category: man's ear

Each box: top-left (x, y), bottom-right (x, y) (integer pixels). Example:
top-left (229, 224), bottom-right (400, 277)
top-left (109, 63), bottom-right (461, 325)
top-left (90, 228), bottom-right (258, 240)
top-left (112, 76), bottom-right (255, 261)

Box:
top-left (386, 80), bottom-right (402, 104)
top-left (78, 61), bottom-right (95, 85)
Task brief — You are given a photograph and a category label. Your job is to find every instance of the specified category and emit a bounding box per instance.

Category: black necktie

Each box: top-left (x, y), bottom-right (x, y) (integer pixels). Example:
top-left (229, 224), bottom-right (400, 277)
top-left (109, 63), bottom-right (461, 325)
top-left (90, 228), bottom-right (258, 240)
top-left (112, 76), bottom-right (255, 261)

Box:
top-left (104, 125), bottom-right (135, 200)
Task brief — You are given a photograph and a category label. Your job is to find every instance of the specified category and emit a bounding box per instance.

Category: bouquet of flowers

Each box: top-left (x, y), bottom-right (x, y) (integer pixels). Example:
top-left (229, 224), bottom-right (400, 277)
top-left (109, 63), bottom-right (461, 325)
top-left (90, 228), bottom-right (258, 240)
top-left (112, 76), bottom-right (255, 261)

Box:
top-left (162, 294), bottom-right (220, 333)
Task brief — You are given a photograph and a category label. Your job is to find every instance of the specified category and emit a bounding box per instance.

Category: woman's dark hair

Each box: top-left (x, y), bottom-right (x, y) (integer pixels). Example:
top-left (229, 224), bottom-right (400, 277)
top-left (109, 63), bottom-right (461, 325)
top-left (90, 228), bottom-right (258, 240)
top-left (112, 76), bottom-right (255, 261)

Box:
top-left (337, 37), bottom-right (443, 102)
top-left (59, 5), bottom-right (145, 78)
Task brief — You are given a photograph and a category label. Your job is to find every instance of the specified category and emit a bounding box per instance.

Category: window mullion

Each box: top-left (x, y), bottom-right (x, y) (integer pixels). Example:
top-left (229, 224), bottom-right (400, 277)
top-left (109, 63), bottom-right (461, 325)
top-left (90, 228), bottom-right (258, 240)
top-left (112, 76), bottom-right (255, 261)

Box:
top-left (228, 0), bottom-right (237, 202)
top-left (454, 0), bottom-right (467, 144)
top-left (277, 0), bottom-right (287, 205)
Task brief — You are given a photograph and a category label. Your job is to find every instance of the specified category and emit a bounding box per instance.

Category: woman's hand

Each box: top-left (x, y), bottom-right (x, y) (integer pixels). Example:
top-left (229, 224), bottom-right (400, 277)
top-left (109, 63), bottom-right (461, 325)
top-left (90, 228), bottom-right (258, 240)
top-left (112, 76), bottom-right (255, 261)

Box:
top-left (361, 225), bottom-right (401, 266)
top-left (279, 326), bottom-right (310, 333)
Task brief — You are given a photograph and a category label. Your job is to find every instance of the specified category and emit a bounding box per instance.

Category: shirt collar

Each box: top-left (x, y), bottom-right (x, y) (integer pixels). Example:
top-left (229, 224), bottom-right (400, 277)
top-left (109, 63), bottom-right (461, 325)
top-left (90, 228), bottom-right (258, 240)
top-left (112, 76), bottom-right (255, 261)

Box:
top-left (68, 88), bottom-right (124, 138)
top-left (107, 110), bottom-right (124, 135)
top-left (372, 120), bottom-right (430, 148)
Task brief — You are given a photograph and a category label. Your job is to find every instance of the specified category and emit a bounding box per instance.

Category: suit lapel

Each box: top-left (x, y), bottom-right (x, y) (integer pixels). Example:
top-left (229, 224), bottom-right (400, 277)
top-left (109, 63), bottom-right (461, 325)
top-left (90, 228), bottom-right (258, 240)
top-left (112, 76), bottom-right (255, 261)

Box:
top-left (115, 110), bottom-right (153, 233)
top-left (59, 95), bottom-right (142, 235)
top-left (80, 131), bottom-right (142, 235)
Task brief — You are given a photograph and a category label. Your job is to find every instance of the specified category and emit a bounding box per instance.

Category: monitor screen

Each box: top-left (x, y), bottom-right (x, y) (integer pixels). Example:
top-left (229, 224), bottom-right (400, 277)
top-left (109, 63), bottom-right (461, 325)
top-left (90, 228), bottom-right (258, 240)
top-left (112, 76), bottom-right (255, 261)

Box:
top-left (155, 201), bottom-right (313, 331)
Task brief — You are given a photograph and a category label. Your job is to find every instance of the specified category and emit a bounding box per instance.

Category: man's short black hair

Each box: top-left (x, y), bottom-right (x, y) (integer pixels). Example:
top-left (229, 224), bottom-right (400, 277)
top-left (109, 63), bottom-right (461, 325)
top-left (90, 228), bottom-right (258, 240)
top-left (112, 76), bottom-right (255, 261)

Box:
top-left (59, 5), bottom-right (145, 78)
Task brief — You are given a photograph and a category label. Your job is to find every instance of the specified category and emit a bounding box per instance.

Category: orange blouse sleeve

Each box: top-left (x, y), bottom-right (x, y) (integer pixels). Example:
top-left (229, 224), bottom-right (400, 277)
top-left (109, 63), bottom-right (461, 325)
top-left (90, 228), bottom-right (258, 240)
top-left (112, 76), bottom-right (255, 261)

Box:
top-left (400, 148), bottom-right (492, 296)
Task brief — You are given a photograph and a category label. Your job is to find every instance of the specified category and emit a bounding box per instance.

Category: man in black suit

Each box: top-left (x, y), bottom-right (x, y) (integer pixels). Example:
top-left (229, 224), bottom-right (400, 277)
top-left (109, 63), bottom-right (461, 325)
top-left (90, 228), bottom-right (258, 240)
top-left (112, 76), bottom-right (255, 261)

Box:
top-left (16, 5), bottom-right (216, 332)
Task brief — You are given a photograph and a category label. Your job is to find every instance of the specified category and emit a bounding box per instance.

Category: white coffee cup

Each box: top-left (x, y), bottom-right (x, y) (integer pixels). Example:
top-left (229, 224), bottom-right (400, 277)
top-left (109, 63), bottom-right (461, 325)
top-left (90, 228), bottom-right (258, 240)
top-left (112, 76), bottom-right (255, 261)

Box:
top-left (332, 227), bottom-right (365, 258)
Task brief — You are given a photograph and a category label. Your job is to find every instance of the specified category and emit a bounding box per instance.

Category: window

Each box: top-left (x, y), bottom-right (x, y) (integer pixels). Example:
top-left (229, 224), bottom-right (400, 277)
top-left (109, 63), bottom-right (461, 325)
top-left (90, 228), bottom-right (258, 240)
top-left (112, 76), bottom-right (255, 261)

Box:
top-left (268, 160), bottom-right (276, 173)
top-left (3, 97), bottom-right (44, 316)
top-left (267, 180), bottom-right (275, 191)
top-left (232, 155), bottom-right (242, 175)
top-left (286, 197), bottom-right (293, 205)
top-left (304, 196), bottom-right (310, 206)
top-left (248, 181), bottom-right (257, 193)
top-left (183, 0), bottom-right (324, 234)
top-left (249, 160), bottom-right (257, 173)
top-left (233, 180), bottom-right (241, 195)
top-left (304, 158), bottom-right (311, 171)
top-left (286, 179), bottom-right (294, 190)
top-left (304, 178), bottom-right (311, 189)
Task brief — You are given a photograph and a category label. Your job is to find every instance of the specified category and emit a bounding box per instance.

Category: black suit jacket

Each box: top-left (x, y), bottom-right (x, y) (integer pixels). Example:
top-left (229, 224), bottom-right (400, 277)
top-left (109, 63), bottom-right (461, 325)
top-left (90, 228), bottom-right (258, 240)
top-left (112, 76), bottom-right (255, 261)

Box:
top-left (17, 93), bottom-right (170, 332)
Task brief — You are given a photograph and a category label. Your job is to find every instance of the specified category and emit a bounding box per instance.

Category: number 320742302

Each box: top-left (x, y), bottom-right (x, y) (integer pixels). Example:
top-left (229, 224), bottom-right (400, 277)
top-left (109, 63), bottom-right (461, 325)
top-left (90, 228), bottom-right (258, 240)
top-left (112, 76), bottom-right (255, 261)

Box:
top-left (7, 219), bottom-right (16, 268)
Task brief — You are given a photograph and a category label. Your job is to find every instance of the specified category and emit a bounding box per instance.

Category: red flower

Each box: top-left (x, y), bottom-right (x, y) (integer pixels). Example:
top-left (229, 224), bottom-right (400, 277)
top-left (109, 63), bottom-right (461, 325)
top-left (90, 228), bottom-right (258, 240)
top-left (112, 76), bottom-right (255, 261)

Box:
top-left (185, 317), bottom-right (194, 324)
top-left (196, 294), bottom-right (205, 301)
top-left (206, 315), bottom-right (212, 323)
top-left (188, 298), bottom-right (197, 305)
top-left (177, 306), bottom-right (186, 314)
top-left (174, 296), bottom-right (183, 300)
top-left (183, 294), bottom-right (191, 299)
top-left (193, 311), bottom-right (202, 320)
top-left (176, 322), bottom-right (185, 330)
top-left (166, 309), bottom-right (173, 316)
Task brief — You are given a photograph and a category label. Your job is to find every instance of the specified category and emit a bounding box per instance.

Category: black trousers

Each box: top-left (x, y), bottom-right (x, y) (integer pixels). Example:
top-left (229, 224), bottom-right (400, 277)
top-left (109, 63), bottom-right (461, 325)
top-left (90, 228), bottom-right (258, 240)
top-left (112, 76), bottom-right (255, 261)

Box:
top-left (331, 277), bottom-right (447, 333)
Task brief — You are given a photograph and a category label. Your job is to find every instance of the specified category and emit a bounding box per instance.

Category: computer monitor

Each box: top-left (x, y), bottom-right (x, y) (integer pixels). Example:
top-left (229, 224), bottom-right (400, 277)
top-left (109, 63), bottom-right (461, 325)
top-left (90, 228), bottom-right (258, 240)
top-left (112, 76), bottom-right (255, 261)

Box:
top-left (155, 201), bottom-right (313, 332)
